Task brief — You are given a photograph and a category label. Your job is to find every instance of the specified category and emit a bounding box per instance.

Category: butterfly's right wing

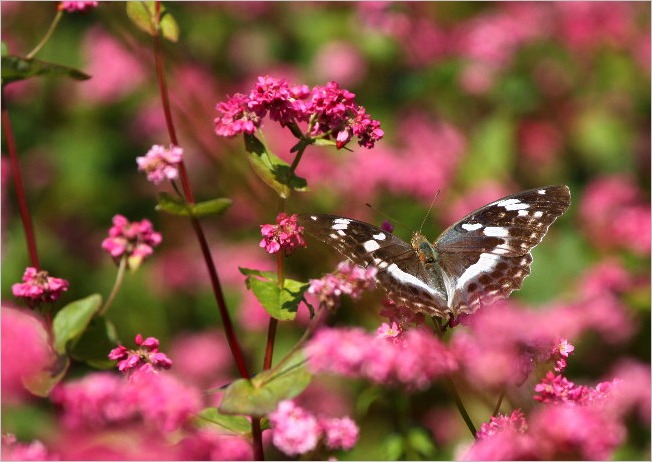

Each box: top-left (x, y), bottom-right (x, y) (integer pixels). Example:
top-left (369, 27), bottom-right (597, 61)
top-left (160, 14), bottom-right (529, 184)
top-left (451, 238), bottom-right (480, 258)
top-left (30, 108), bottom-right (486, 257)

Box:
top-left (298, 214), bottom-right (449, 317)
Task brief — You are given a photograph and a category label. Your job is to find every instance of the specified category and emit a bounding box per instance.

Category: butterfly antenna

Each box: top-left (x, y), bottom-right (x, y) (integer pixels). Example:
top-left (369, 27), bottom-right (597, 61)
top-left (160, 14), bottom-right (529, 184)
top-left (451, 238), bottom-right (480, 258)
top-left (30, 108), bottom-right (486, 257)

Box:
top-left (419, 190), bottom-right (441, 234)
top-left (365, 203), bottom-right (409, 233)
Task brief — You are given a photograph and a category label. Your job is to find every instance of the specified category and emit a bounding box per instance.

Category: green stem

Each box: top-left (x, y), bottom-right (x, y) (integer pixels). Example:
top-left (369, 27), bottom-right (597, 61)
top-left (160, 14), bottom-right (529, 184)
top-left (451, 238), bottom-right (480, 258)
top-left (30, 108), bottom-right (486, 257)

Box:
top-left (98, 255), bottom-right (127, 316)
top-left (26, 10), bottom-right (63, 59)
top-left (432, 317), bottom-right (477, 439)
top-left (492, 390), bottom-right (506, 417)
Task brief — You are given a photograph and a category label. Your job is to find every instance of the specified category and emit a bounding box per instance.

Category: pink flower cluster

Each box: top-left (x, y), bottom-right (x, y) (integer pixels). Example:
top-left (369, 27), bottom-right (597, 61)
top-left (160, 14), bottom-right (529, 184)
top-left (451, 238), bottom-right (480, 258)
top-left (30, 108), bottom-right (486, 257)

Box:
top-left (476, 409), bottom-right (528, 440)
top-left (534, 371), bottom-right (614, 406)
top-left (579, 174), bottom-right (651, 255)
top-left (308, 261), bottom-right (377, 309)
top-left (214, 75), bottom-right (384, 149)
top-left (464, 404), bottom-right (625, 460)
top-left (269, 400), bottom-right (359, 456)
top-left (101, 214), bottom-right (162, 268)
top-left (108, 334), bottom-right (173, 375)
top-left (58, 1), bottom-right (98, 12)
top-left (52, 370), bottom-right (202, 433)
top-left (12, 267), bottom-right (69, 304)
top-left (136, 144), bottom-right (184, 185)
top-left (259, 212), bottom-right (306, 255)
top-left (306, 327), bottom-right (457, 390)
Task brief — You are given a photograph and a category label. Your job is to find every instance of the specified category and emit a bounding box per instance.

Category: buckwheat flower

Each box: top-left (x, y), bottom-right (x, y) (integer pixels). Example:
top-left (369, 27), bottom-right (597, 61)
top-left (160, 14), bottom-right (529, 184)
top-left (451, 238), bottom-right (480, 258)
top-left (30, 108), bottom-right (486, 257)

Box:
top-left (379, 299), bottom-right (424, 327)
top-left (530, 403), bottom-right (626, 460)
top-left (376, 321), bottom-right (401, 340)
top-left (136, 144), bottom-right (183, 185)
top-left (259, 212), bottom-right (306, 255)
top-left (320, 416), bottom-right (360, 450)
top-left (308, 261), bottom-right (377, 309)
top-left (58, 1), bottom-right (98, 12)
top-left (101, 214), bottom-right (162, 269)
top-left (476, 409), bottom-right (528, 440)
top-left (549, 338), bottom-right (574, 372)
top-left (534, 371), bottom-right (615, 406)
top-left (12, 267), bottom-right (69, 304)
top-left (108, 333), bottom-right (172, 376)
top-left (214, 92), bottom-right (261, 137)
top-left (269, 400), bottom-right (321, 456)
top-left (247, 75), bottom-right (309, 126)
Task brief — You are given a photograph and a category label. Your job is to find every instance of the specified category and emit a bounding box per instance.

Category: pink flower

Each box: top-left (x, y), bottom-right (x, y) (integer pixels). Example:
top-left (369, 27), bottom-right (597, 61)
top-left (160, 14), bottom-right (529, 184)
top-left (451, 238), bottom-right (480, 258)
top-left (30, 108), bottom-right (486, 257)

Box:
top-left (379, 299), bottom-right (425, 327)
top-left (1, 307), bottom-right (57, 403)
top-left (308, 261), bottom-right (377, 309)
top-left (58, 1), bottom-right (97, 12)
top-left (136, 144), bottom-right (183, 185)
top-left (320, 416), bottom-right (360, 450)
top-left (529, 404), bottom-right (626, 460)
top-left (550, 338), bottom-right (575, 372)
top-left (534, 371), bottom-right (615, 406)
top-left (376, 321), bottom-right (401, 340)
top-left (12, 267), bottom-right (69, 304)
top-left (306, 327), bottom-right (456, 390)
top-left (52, 370), bottom-right (202, 433)
top-left (101, 214), bottom-right (162, 269)
top-left (178, 430), bottom-right (253, 460)
top-left (579, 175), bottom-right (651, 255)
top-left (476, 409), bottom-right (528, 440)
top-left (259, 212), bottom-right (306, 255)
top-left (169, 331), bottom-right (233, 387)
top-left (108, 333), bottom-right (172, 376)
top-left (214, 76), bottom-right (383, 150)
top-left (269, 400), bottom-right (321, 456)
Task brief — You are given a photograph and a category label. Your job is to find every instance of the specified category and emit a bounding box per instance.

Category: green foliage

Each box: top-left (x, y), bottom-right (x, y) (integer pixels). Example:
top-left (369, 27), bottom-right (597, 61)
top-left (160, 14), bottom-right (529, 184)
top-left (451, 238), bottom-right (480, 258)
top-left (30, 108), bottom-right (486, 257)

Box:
top-left (126, 1), bottom-right (180, 42)
top-left (1, 55), bottom-right (90, 85)
top-left (194, 407), bottom-right (262, 435)
top-left (244, 134), bottom-right (308, 199)
top-left (52, 294), bottom-right (102, 355)
top-left (240, 267), bottom-right (309, 321)
top-left (219, 351), bottom-right (312, 417)
top-left (156, 193), bottom-right (233, 218)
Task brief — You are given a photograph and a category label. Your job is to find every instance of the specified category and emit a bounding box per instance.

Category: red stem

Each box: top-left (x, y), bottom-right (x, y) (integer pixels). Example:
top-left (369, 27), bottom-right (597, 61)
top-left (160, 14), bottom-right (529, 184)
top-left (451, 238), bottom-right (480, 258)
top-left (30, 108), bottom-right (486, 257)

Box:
top-left (151, 3), bottom-right (263, 458)
top-left (2, 93), bottom-right (40, 269)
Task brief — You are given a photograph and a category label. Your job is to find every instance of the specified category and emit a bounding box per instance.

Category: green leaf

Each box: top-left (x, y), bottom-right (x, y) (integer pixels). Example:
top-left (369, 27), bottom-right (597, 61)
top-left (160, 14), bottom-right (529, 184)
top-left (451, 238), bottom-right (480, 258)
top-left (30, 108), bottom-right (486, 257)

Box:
top-left (52, 294), bottom-right (102, 355)
top-left (69, 316), bottom-right (119, 369)
top-left (244, 134), bottom-right (308, 199)
top-left (22, 354), bottom-right (69, 398)
top-left (219, 351), bottom-right (312, 417)
top-left (156, 193), bottom-right (232, 218)
top-left (1, 55), bottom-right (90, 85)
top-left (1, 42), bottom-right (8, 57)
top-left (407, 427), bottom-right (436, 458)
top-left (242, 269), bottom-right (309, 321)
top-left (194, 408), bottom-right (253, 435)
top-left (313, 138), bottom-right (337, 147)
top-left (190, 198), bottom-right (233, 217)
top-left (126, 1), bottom-right (180, 42)
top-left (382, 433), bottom-right (404, 461)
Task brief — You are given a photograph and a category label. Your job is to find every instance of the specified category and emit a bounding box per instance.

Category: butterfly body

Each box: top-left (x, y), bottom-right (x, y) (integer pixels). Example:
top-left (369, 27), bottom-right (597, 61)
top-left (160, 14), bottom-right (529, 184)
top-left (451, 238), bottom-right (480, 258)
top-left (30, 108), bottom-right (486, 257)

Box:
top-left (298, 185), bottom-right (571, 319)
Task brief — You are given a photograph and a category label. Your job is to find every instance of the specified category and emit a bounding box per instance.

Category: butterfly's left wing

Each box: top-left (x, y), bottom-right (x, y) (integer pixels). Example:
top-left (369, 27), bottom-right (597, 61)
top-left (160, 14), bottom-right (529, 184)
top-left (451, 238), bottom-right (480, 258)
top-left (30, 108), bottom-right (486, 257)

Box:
top-left (298, 214), bottom-right (449, 316)
top-left (433, 185), bottom-right (571, 316)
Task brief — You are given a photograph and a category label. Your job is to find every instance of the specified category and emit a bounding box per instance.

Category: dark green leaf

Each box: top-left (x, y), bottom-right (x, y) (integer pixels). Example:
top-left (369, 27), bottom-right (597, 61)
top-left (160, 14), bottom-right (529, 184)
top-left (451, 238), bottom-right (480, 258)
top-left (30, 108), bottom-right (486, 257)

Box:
top-left (244, 134), bottom-right (308, 199)
top-left (156, 193), bottom-right (232, 218)
top-left (70, 316), bottom-right (119, 369)
top-left (52, 294), bottom-right (102, 355)
top-left (219, 351), bottom-right (312, 417)
top-left (126, 1), bottom-right (180, 42)
top-left (190, 198), bottom-right (233, 217)
top-left (1, 55), bottom-right (90, 85)
top-left (22, 354), bottom-right (69, 398)
top-left (194, 407), bottom-right (253, 435)
top-left (243, 270), bottom-right (309, 321)
top-left (156, 192), bottom-right (192, 216)
top-left (238, 267), bottom-right (276, 280)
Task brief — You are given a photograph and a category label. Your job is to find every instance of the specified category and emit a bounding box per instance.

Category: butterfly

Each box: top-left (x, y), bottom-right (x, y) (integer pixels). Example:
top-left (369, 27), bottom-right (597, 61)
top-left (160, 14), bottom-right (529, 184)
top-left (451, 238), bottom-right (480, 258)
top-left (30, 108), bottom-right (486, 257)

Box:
top-left (298, 185), bottom-right (571, 319)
